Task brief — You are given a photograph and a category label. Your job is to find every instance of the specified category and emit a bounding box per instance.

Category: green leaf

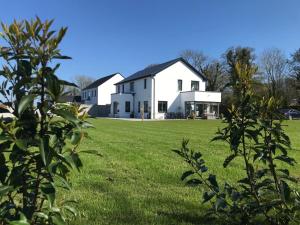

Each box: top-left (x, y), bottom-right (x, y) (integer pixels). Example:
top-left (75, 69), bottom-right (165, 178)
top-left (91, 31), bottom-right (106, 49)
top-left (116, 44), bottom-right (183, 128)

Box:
top-left (51, 212), bottom-right (66, 225)
top-left (40, 135), bottom-right (52, 166)
top-left (185, 179), bottom-right (202, 187)
top-left (203, 191), bottom-right (215, 203)
top-left (71, 131), bottom-right (82, 145)
top-left (41, 182), bottom-right (56, 208)
top-left (18, 94), bottom-right (36, 115)
top-left (223, 154), bottom-right (236, 168)
top-left (208, 174), bottom-right (219, 190)
top-left (0, 185), bottom-right (13, 195)
top-left (274, 155), bottom-right (296, 165)
top-left (215, 197), bottom-right (227, 211)
top-left (181, 170), bottom-right (194, 181)
top-left (280, 180), bottom-right (291, 201)
top-left (9, 213), bottom-right (29, 225)
top-left (63, 205), bottom-right (77, 217)
top-left (54, 175), bottom-right (71, 190)
top-left (53, 109), bottom-right (78, 124)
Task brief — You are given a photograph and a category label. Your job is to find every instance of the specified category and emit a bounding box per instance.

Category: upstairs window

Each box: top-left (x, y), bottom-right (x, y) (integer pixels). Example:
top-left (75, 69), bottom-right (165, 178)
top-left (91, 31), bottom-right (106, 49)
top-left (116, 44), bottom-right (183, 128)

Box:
top-left (158, 101), bottom-right (168, 113)
top-left (117, 85), bottom-right (120, 93)
top-left (122, 84), bottom-right (124, 93)
top-left (125, 101), bottom-right (130, 112)
top-left (130, 82), bottom-right (134, 92)
top-left (191, 81), bottom-right (199, 91)
top-left (178, 79), bottom-right (182, 91)
top-left (144, 79), bottom-right (147, 89)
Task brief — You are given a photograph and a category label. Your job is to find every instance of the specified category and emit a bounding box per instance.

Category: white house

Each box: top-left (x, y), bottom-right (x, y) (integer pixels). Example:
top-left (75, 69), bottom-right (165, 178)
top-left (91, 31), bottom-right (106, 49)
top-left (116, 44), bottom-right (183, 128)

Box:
top-left (111, 58), bottom-right (221, 119)
top-left (81, 73), bottom-right (124, 105)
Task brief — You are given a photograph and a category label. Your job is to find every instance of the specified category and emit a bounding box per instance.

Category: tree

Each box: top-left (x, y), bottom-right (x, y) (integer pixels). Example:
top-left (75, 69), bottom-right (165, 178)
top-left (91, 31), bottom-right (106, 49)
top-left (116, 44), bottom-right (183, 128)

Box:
top-left (201, 60), bottom-right (226, 91)
top-left (180, 49), bottom-right (207, 72)
top-left (174, 48), bottom-right (300, 225)
top-left (64, 75), bottom-right (94, 96)
top-left (289, 49), bottom-right (300, 105)
top-left (180, 49), bottom-right (226, 91)
top-left (74, 75), bottom-right (94, 90)
top-left (224, 47), bottom-right (257, 103)
top-left (0, 18), bottom-right (95, 224)
top-left (259, 48), bottom-right (288, 102)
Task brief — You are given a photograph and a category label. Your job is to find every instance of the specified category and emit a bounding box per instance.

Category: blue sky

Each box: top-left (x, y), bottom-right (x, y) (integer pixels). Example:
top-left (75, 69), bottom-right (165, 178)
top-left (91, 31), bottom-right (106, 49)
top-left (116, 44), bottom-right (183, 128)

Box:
top-left (1, 0), bottom-right (300, 81)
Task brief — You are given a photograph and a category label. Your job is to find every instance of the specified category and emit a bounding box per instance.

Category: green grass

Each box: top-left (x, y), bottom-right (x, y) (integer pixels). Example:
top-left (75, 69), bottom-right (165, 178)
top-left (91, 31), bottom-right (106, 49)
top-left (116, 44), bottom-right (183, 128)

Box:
top-left (66, 119), bottom-right (300, 225)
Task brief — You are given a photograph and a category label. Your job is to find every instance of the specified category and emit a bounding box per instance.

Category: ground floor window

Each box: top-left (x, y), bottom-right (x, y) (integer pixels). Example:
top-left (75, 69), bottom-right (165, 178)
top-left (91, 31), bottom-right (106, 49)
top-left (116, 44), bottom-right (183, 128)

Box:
top-left (125, 101), bottom-right (130, 112)
top-left (185, 101), bottom-right (219, 118)
top-left (158, 101), bottom-right (168, 113)
top-left (144, 101), bottom-right (148, 113)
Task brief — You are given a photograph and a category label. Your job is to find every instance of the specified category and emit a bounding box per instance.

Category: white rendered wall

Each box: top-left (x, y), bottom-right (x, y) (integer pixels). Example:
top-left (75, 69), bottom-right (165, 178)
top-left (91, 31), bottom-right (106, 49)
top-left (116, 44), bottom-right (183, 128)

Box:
top-left (111, 93), bottom-right (133, 118)
top-left (153, 61), bottom-right (206, 119)
top-left (98, 74), bottom-right (124, 105)
top-left (115, 77), bottom-right (152, 118)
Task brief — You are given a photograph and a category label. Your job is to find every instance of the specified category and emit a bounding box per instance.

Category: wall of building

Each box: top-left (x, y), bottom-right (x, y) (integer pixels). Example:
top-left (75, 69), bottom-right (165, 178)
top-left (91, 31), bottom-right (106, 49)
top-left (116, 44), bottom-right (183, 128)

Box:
top-left (82, 88), bottom-right (97, 105)
top-left (111, 93), bottom-right (133, 118)
top-left (153, 61), bottom-right (206, 119)
top-left (115, 77), bottom-right (152, 118)
top-left (98, 74), bottom-right (124, 105)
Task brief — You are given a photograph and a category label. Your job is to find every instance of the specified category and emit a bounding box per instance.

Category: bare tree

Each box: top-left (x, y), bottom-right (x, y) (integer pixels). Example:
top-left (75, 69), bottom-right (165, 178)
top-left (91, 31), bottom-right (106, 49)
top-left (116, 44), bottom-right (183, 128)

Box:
top-left (74, 75), bottom-right (95, 90)
top-left (64, 75), bottom-right (95, 95)
top-left (180, 49), bottom-right (206, 71)
top-left (289, 49), bottom-right (300, 105)
top-left (181, 49), bottom-right (226, 91)
top-left (259, 48), bottom-right (288, 99)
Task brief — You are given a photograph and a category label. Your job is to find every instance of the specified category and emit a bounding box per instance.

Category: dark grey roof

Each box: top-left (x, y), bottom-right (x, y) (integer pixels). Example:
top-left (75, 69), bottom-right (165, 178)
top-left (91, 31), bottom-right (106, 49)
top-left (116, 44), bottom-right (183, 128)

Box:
top-left (115, 57), bottom-right (207, 85)
top-left (83, 73), bottom-right (122, 90)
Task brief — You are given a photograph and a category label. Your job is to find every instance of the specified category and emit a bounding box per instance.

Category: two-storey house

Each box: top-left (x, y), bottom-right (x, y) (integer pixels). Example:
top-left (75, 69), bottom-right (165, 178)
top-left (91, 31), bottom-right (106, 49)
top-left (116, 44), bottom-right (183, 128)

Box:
top-left (111, 58), bottom-right (221, 119)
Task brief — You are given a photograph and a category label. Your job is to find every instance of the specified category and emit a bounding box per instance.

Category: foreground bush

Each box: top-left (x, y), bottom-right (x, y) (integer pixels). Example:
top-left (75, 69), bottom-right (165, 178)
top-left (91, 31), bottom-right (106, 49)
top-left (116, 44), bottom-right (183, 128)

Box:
top-left (0, 18), bottom-right (93, 224)
top-left (174, 47), bottom-right (300, 225)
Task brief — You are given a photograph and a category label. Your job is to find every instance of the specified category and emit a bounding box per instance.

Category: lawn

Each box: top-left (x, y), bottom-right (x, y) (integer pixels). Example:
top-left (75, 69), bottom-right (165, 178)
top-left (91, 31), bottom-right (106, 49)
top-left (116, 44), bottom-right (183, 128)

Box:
top-left (66, 119), bottom-right (300, 225)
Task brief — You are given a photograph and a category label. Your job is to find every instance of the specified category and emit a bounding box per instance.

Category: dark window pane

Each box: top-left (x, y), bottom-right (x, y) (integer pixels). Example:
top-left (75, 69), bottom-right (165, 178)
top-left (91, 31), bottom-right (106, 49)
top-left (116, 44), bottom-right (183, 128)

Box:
top-left (125, 101), bottom-right (130, 112)
top-left (178, 79), bottom-right (182, 91)
top-left (191, 81), bottom-right (199, 91)
top-left (144, 79), bottom-right (147, 89)
top-left (130, 82), bottom-right (134, 92)
top-left (158, 101), bottom-right (168, 113)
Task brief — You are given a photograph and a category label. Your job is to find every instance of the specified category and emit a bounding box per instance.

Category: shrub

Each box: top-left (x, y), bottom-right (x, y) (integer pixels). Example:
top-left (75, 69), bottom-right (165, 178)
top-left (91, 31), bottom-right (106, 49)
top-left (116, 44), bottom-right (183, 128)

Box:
top-left (174, 47), bottom-right (300, 225)
top-left (0, 18), bottom-right (94, 224)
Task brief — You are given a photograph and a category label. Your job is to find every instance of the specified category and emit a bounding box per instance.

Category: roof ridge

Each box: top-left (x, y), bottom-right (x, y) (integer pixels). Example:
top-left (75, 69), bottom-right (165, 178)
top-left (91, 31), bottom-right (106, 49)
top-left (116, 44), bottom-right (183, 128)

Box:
top-left (83, 73), bottom-right (121, 90)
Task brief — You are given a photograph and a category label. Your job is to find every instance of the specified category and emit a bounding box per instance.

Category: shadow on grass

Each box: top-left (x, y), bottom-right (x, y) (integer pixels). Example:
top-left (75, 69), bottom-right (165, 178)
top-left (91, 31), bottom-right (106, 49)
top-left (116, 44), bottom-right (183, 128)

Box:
top-left (157, 211), bottom-right (215, 225)
top-left (72, 179), bottom-right (215, 225)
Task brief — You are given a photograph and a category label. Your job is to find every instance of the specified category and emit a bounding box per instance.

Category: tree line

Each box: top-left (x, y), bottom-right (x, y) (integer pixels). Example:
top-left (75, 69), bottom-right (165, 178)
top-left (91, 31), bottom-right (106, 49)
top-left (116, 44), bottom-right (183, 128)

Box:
top-left (180, 47), bottom-right (300, 109)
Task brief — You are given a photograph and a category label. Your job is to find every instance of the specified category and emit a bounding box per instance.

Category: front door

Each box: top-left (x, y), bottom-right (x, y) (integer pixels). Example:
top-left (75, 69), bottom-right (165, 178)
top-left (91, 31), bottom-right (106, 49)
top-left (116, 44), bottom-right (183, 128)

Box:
top-left (113, 101), bottom-right (119, 114)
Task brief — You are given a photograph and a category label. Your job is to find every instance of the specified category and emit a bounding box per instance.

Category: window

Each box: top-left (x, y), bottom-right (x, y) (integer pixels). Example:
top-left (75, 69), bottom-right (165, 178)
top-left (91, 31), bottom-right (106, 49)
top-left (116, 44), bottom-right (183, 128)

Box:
top-left (122, 84), bottom-right (124, 93)
top-left (138, 101), bottom-right (140, 113)
top-left (117, 85), bottom-right (120, 93)
top-left (125, 101), bottom-right (130, 112)
top-left (144, 101), bottom-right (148, 113)
top-left (130, 82), bottom-right (134, 92)
top-left (158, 101), bottom-right (168, 113)
top-left (191, 81), bottom-right (199, 91)
top-left (144, 79), bottom-right (147, 89)
top-left (178, 79), bottom-right (182, 91)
